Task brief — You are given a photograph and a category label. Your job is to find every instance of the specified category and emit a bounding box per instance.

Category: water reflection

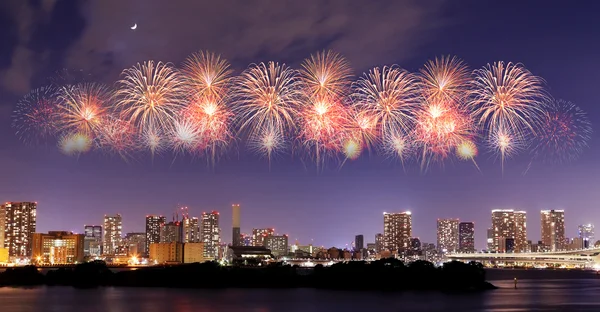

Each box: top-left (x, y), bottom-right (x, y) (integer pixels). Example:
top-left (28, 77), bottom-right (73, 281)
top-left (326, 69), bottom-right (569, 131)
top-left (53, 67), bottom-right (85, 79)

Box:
top-left (0, 280), bottom-right (600, 311)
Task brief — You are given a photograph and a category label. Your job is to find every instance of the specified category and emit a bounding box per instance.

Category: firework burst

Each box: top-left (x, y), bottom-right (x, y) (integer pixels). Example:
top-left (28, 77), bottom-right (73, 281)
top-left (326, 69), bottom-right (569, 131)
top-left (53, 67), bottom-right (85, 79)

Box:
top-left (532, 99), bottom-right (592, 163)
top-left (171, 118), bottom-right (202, 155)
top-left (383, 130), bottom-right (412, 165)
top-left (234, 61), bottom-right (303, 161)
top-left (419, 56), bottom-right (470, 105)
top-left (57, 83), bottom-right (111, 136)
top-left (456, 140), bottom-right (481, 172)
top-left (300, 50), bottom-right (352, 99)
top-left (471, 61), bottom-right (547, 138)
top-left (12, 86), bottom-right (60, 145)
top-left (298, 95), bottom-right (352, 168)
top-left (58, 132), bottom-right (93, 156)
top-left (413, 100), bottom-right (474, 168)
top-left (488, 126), bottom-right (523, 172)
top-left (97, 116), bottom-right (137, 159)
top-left (181, 51), bottom-right (233, 99)
top-left (248, 123), bottom-right (285, 165)
top-left (353, 66), bottom-right (420, 141)
top-left (117, 61), bottom-right (185, 136)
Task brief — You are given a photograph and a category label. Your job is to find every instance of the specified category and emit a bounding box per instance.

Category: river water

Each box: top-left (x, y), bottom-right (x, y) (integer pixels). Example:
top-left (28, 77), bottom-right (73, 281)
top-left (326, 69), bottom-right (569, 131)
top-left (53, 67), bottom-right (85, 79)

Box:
top-left (2, 272), bottom-right (600, 311)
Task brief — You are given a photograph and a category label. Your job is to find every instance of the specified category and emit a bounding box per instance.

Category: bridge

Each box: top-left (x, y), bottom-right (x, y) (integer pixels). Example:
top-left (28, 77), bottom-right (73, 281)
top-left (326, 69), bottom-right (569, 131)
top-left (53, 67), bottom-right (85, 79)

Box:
top-left (447, 248), bottom-right (600, 267)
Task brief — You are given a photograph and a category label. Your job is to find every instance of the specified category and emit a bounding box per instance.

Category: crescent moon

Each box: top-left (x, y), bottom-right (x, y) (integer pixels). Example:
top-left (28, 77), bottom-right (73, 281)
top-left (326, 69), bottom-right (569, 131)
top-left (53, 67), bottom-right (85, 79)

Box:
top-left (131, 23), bottom-right (137, 30)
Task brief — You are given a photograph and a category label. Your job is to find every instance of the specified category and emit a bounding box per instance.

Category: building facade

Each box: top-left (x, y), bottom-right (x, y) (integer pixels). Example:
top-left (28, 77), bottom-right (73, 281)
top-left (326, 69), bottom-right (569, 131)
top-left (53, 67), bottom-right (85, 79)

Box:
top-left (264, 235), bottom-right (288, 257)
top-left (149, 242), bottom-right (183, 264)
top-left (458, 222), bottom-right (475, 253)
top-left (578, 224), bottom-right (594, 248)
top-left (83, 225), bottom-right (102, 257)
top-left (541, 210), bottom-right (565, 251)
top-left (32, 231), bottom-right (84, 264)
top-left (437, 219), bottom-right (459, 253)
top-left (383, 212), bottom-right (412, 253)
top-left (252, 228), bottom-right (275, 247)
top-left (103, 214), bottom-right (122, 256)
top-left (183, 242), bottom-right (205, 263)
top-left (232, 204), bottom-right (241, 247)
top-left (145, 215), bottom-right (165, 256)
top-left (2, 202), bottom-right (37, 257)
top-left (201, 211), bottom-right (220, 260)
top-left (491, 209), bottom-right (527, 253)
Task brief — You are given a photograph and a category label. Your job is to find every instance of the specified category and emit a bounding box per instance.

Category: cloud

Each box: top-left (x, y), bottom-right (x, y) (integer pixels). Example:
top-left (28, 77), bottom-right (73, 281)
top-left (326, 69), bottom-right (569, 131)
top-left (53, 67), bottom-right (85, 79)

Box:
top-left (67, 0), bottom-right (448, 79)
top-left (0, 0), bottom-right (448, 93)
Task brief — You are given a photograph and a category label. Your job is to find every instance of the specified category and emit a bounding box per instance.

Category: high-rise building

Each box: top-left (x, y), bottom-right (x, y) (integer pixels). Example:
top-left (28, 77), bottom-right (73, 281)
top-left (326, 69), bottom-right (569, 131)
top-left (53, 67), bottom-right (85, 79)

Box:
top-left (201, 211), bottom-right (220, 260)
top-left (355, 235), bottom-right (364, 251)
top-left (182, 217), bottom-right (200, 243)
top-left (160, 221), bottom-right (183, 243)
top-left (541, 210), bottom-right (565, 251)
top-left (2, 202), bottom-right (37, 257)
top-left (513, 211), bottom-right (527, 253)
top-left (145, 215), bottom-right (165, 256)
top-left (491, 209), bottom-right (527, 253)
top-left (437, 219), bottom-right (459, 253)
top-left (383, 211), bottom-right (412, 252)
top-left (459, 222), bottom-right (475, 253)
top-left (240, 233), bottom-right (252, 246)
top-left (232, 204), bottom-right (241, 247)
top-left (83, 225), bottom-right (102, 257)
top-left (0, 206), bottom-right (5, 248)
top-left (265, 235), bottom-right (289, 257)
top-left (124, 232), bottom-right (146, 256)
top-left (578, 224), bottom-right (594, 248)
top-left (375, 233), bottom-right (384, 253)
top-left (32, 231), bottom-right (84, 264)
top-left (103, 214), bottom-right (122, 255)
top-left (252, 228), bottom-right (275, 247)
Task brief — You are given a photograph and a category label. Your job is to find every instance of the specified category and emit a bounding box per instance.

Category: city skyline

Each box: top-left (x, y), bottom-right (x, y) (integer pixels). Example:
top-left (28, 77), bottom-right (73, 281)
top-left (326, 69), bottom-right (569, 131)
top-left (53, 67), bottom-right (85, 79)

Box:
top-left (0, 2), bottom-right (599, 250)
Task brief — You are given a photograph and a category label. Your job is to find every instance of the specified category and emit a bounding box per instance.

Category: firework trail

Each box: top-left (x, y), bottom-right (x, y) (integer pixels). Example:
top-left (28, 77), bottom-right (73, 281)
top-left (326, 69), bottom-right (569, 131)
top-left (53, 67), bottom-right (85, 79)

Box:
top-left (531, 99), bottom-right (592, 163)
top-left (57, 83), bottom-right (111, 137)
top-left (140, 128), bottom-right (166, 159)
top-left (300, 50), bottom-right (352, 99)
top-left (116, 61), bottom-right (185, 144)
top-left (12, 86), bottom-right (60, 145)
top-left (234, 61), bottom-right (303, 162)
top-left (353, 66), bottom-right (420, 143)
top-left (171, 118), bottom-right (202, 156)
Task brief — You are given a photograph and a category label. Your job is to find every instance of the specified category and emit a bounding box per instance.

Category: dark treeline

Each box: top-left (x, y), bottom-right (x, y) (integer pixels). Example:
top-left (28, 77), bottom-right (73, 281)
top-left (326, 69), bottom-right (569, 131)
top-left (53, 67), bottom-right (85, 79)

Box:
top-left (0, 259), bottom-right (496, 291)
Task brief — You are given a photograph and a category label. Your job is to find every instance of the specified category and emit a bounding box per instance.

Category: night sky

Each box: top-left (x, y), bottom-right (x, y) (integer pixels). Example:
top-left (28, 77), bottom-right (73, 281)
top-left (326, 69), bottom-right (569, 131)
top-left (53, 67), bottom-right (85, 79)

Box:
top-left (1, 0), bottom-right (599, 250)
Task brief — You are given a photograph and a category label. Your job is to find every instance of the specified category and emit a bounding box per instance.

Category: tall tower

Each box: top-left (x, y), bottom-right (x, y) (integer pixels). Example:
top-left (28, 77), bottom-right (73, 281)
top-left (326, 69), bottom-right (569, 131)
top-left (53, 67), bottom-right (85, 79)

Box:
top-left (578, 224), bottom-right (594, 248)
top-left (375, 233), bottom-right (384, 253)
top-left (436, 218), bottom-right (459, 253)
top-left (355, 235), bottom-right (364, 251)
top-left (383, 211), bottom-right (412, 252)
top-left (491, 209), bottom-right (527, 253)
top-left (183, 217), bottom-right (200, 243)
top-left (458, 222), bottom-right (475, 253)
top-left (103, 214), bottom-right (122, 255)
top-left (2, 202), bottom-right (37, 257)
top-left (201, 211), bottom-right (220, 260)
top-left (232, 204), bottom-right (241, 247)
top-left (541, 210), bottom-right (565, 251)
top-left (145, 215), bottom-right (165, 255)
